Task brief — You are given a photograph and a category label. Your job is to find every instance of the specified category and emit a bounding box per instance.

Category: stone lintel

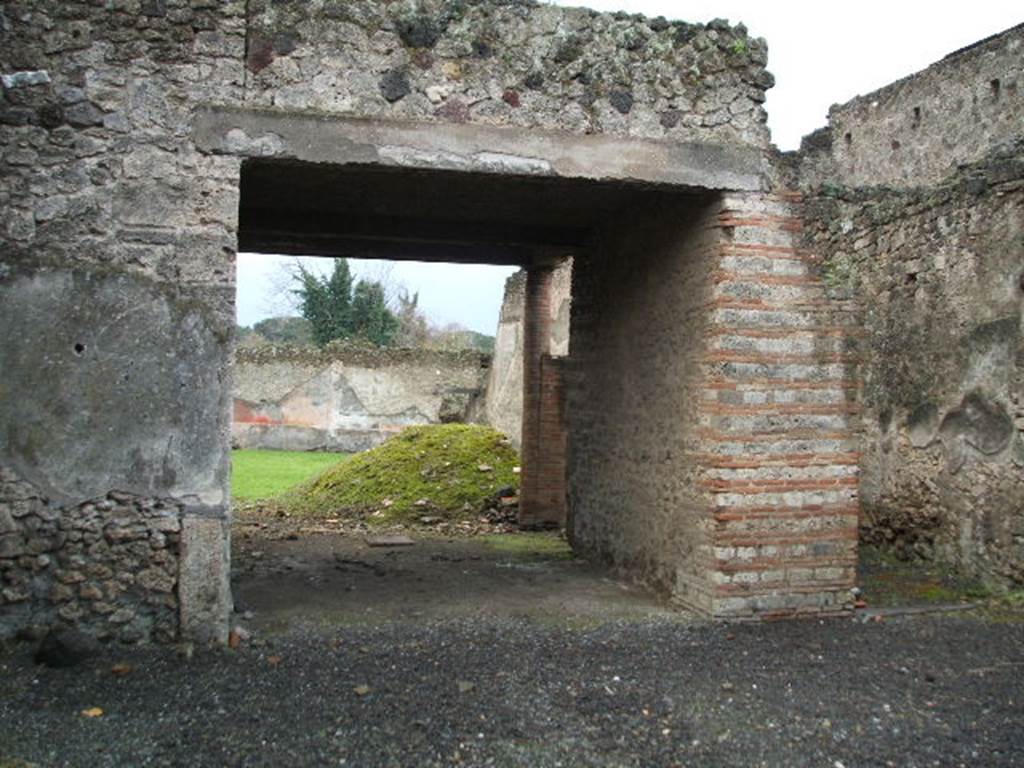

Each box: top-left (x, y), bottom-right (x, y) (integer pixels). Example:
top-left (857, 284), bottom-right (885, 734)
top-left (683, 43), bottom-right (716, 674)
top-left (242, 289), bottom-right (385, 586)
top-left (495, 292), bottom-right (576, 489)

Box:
top-left (193, 106), bottom-right (765, 193)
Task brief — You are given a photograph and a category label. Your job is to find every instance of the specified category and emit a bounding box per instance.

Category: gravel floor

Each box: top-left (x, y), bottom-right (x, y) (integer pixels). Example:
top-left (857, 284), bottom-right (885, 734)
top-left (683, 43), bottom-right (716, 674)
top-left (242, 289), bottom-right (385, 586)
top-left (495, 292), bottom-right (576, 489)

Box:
top-left (2, 612), bottom-right (1022, 767)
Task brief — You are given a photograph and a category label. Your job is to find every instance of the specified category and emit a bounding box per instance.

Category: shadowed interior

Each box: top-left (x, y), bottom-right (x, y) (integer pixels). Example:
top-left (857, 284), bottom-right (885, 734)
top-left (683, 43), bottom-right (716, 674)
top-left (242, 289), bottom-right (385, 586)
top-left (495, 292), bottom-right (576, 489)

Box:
top-left (238, 159), bottom-right (707, 265)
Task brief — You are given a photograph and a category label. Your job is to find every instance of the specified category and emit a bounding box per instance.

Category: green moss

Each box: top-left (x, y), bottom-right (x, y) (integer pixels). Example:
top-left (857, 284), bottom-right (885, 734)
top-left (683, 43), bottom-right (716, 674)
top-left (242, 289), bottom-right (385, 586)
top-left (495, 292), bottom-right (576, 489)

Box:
top-left (858, 544), bottom-right (993, 608)
top-left (820, 181), bottom-right (847, 198)
top-left (957, 590), bottom-right (1024, 624)
top-left (480, 532), bottom-right (573, 560)
top-left (916, 583), bottom-right (965, 603)
top-left (286, 424), bottom-right (519, 525)
top-left (821, 251), bottom-right (854, 294)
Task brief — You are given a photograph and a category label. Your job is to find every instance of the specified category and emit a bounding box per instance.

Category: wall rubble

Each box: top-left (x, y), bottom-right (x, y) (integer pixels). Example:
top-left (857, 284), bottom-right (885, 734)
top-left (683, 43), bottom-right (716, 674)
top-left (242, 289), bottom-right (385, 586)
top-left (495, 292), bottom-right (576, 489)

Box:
top-left (0, 467), bottom-right (183, 643)
top-left (244, 1), bottom-right (774, 147)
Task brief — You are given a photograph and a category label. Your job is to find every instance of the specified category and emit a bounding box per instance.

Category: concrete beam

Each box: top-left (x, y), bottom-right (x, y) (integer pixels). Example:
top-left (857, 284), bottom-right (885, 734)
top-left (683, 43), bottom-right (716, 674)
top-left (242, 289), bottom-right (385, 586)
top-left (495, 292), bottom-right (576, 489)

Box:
top-left (194, 106), bottom-right (765, 192)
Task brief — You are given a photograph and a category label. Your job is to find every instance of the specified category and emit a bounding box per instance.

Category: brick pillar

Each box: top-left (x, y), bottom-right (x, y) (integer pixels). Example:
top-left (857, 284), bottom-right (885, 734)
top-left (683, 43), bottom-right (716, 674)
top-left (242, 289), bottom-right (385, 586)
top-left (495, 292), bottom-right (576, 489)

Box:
top-left (535, 354), bottom-right (568, 521)
top-left (700, 191), bottom-right (861, 619)
top-left (519, 265), bottom-right (565, 528)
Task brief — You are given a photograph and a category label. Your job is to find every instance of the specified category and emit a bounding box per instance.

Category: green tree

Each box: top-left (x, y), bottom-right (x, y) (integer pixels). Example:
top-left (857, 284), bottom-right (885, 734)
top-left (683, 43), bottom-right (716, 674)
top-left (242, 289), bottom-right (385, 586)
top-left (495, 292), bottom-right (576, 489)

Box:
top-left (252, 316), bottom-right (313, 346)
top-left (350, 279), bottom-right (400, 346)
top-left (291, 259), bottom-right (400, 347)
top-left (293, 259), bottom-right (354, 347)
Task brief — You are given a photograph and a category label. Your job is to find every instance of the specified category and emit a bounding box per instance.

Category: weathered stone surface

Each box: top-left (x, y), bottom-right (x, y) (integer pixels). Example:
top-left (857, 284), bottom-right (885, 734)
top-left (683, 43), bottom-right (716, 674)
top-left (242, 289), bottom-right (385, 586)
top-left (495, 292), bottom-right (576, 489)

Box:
top-left (799, 25), bottom-right (1024, 188)
top-left (179, 516), bottom-right (230, 646)
top-left (0, 0), bottom-right (1017, 643)
top-left (800, 136), bottom-right (1024, 587)
top-left (233, 344), bottom-right (489, 452)
top-left (243, 0), bottom-right (773, 146)
top-left (0, 269), bottom-right (230, 505)
top-left (0, 0), bottom-right (774, 650)
top-left (0, 471), bottom-right (184, 642)
top-left (194, 106), bottom-right (765, 193)
top-left (379, 69), bottom-right (411, 103)
top-left (569, 197), bottom-right (722, 604)
top-left (0, 533), bottom-right (26, 558)
top-left (485, 263), bottom-right (572, 450)
top-left (1, 69), bottom-right (50, 89)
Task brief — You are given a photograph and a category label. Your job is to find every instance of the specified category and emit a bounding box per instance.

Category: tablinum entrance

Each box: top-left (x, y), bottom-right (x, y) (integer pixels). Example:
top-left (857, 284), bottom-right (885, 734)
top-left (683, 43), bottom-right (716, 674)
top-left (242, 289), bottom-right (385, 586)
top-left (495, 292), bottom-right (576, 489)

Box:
top-left (236, 157), bottom-right (711, 532)
top-left (212, 109), bottom-right (858, 623)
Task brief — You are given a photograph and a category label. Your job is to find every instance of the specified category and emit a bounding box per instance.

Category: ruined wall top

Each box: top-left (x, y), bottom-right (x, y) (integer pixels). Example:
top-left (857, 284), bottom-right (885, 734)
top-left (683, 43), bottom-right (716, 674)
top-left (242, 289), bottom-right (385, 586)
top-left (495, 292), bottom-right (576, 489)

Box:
top-left (235, 341), bottom-right (490, 370)
top-left (244, 0), bottom-right (774, 146)
top-left (799, 23), bottom-right (1023, 188)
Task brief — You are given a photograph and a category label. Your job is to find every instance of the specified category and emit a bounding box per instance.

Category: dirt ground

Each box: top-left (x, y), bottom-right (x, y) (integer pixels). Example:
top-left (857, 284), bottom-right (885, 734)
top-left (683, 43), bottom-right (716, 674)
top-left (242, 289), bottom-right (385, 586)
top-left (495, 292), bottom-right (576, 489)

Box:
top-left (3, 514), bottom-right (1023, 767)
top-left (231, 510), bottom-right (676, 634)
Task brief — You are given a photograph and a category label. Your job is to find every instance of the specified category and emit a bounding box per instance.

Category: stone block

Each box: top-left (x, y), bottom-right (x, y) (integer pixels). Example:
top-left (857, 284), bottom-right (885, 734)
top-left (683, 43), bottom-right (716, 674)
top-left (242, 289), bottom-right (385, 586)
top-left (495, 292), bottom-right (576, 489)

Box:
top-left (137, 567), bottom-right (175, 594)
top-left (178, 515), bottom-right (230, 645)
top-left (0, 534), bottom-right (26, 559)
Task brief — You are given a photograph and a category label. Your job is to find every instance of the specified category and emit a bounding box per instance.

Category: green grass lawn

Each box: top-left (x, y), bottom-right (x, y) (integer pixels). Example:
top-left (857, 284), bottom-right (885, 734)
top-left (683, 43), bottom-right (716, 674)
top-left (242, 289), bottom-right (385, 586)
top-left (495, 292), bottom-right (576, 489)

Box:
top-left (232, 449), bottom-right (350, 502)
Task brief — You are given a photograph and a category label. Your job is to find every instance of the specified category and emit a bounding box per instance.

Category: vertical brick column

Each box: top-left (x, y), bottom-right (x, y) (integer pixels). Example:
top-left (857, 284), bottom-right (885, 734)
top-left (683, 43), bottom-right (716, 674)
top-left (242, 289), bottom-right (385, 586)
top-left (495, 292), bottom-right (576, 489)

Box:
top-left (535, 354), bottom-right (568, 522)
top-left (699, 191), bottom-right (861, 618)
top-left (519, 265), bottom-right (565, 528)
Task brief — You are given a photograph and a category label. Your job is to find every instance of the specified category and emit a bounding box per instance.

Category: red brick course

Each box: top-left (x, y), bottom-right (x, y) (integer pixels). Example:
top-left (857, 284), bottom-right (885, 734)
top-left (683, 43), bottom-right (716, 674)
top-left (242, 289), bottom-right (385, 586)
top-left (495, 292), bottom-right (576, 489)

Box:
top-left (519, 267), bottom-right (568, 529)
top-left (700, 192), bottom-right (860, 618)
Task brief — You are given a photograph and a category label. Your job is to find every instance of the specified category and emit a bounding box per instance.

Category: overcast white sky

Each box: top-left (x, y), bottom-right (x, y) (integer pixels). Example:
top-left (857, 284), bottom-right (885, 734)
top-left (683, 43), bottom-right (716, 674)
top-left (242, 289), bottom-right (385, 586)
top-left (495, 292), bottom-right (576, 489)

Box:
top-left (236, 1), bottom-right (1021, 333)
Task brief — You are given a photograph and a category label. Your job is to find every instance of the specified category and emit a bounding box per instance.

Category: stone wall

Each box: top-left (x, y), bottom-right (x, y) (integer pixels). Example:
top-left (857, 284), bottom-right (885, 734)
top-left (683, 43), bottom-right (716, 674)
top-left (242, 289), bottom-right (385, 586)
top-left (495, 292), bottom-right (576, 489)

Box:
top-left (485, 262), bottom-right (572, 448)
top-left (568, 191), bottom-right (860, 617)
top-left (243, 1), bottom-right (774, 146)
top-left (0, 0), bottom-right (243, 643)
top-left (0, 469), bottom-right (183, 643)
top-left (800, 141), bottom-right (1024, 586)
top-left (799, 24), bottom-right (1023, 188)
top-left (233, 345), bottom-right (490, 453)
top-left (1, 0), bottom-right (776, 641)
top-left (568, 196), bottom-right (719, 605)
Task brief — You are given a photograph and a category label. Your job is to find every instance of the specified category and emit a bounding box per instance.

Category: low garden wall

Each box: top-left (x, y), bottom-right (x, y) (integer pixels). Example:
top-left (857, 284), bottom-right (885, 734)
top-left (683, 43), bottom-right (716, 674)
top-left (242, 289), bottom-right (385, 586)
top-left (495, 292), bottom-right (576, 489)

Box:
top-left (233, 344), bottom-right (490, 453)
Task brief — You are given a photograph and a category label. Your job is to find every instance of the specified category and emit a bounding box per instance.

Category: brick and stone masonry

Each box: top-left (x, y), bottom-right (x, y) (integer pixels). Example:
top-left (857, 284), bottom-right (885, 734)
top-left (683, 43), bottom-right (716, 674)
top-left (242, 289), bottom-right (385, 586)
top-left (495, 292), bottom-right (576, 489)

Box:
top-left (0, 0), bottom-right (778, 640)
top-left (795, 23), bottom-right (1023, 589)
top-left (484, 262), bottom-right (572, 452)
top-left (567, 191), bottom-right (860, 618)
top-left (2, 0), bottom-right (1017, 641)
top-left (519, 265), bottom-right (570, 529)
top-left (701, 192), bottom-right (860, 617)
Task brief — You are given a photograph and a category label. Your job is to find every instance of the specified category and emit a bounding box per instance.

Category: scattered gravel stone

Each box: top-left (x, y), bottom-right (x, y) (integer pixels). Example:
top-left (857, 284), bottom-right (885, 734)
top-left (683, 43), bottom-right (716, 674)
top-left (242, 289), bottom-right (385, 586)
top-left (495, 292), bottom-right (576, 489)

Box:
top-left (3, 614), bottom-right (1022, 766)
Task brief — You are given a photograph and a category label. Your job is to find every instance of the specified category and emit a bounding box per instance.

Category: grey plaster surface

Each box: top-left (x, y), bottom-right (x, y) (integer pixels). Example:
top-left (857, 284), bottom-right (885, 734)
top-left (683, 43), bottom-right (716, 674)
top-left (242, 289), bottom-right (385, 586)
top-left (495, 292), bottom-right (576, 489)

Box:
top-left (195, 107), bottom-right (766, 192)
top-left (0, 267), bottom-right (230, 507)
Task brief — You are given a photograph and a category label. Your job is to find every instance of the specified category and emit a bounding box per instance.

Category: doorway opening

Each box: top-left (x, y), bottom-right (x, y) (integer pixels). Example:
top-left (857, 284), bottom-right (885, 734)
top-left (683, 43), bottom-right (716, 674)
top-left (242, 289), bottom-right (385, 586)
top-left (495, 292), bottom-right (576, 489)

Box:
top-left (228, 157), bottom-right (703, 629)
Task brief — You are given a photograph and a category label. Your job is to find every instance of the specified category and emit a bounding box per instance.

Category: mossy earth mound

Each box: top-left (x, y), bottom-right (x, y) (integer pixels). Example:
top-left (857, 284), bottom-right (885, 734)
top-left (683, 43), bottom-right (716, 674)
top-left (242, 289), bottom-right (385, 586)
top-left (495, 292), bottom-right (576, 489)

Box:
top-left (287, 424), bottom-right (519, 525)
